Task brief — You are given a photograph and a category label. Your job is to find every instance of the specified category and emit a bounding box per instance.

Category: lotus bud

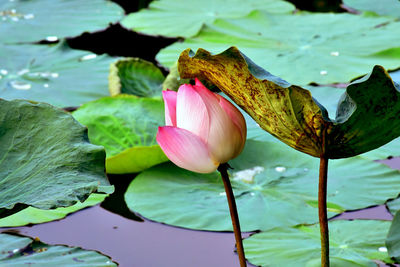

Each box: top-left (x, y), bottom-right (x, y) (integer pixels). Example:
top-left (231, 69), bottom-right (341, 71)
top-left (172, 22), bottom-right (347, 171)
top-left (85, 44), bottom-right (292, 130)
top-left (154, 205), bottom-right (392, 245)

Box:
top-left (156, 79), bottom-right (246, 173)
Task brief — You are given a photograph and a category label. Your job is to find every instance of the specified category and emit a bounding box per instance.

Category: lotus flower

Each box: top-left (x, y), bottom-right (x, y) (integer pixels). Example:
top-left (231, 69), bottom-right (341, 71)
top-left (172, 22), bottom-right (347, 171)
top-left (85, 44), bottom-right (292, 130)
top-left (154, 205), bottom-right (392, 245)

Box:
top-left (156, 79), bottom-right (246, 173)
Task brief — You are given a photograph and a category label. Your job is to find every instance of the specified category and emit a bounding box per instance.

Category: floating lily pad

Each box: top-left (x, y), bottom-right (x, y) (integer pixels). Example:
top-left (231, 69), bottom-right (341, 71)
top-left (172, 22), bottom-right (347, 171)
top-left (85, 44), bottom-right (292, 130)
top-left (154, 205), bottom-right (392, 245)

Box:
top-left (0, 42), bottom-right (117, 108)
top-left (125, 140), bottom-right (400, 231)
top-left (343, 0), bottom-right (400, 18)
top-left (386, 211), bottom-right (400, 262)
top-left (387, 197), bottom-right (400, 216)
top-left (109, 58), bottom-right (164, 97)
top-left (121, 0), bottom-right (294, 38)
top-left (244, 220), bottom-right (392, 267)
top-left (179, 47), bottom-right (400, 159)
top-left (161, 11), bottom-right (400, 84)
top-left (360, 138), bottom-right (400, 160)
top-left (73, 95), bottom-right (168, 174)
top-left (0, 0), bottom-right (123, 44)
top-left (0, 233), bottom-right (116, 266)
top-left (0, 99), bottom-right (112, 216)
top-left (0, 193), bottom-right (107, 227)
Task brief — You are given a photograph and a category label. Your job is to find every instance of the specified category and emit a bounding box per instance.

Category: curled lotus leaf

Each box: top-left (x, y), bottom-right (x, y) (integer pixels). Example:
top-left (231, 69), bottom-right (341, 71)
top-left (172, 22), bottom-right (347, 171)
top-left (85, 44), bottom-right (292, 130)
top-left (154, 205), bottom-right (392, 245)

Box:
top-left (178, 47), bottom-right (400, 159)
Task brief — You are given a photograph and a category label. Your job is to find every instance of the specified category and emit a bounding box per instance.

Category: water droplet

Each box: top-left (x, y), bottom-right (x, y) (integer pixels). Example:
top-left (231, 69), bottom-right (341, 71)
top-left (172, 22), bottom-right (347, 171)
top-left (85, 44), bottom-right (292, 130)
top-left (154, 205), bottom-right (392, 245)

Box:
top-left (10, 81), bottom-right (31, 90)
top-left (43, 83), bottom-right (49, 88)
top-left (17, 68), bottom-right (29, 75)
top-left (28, 71), bottom-right (59, 79)
top-left (0, 69), bottom-right (8, 75)
top-left (10, 9), bottom-right (16, 14)
top-left (219, 192), bottom-right (226, 196)
top-left (233, 166), bottom-right (264, 183)
top-left (106, 261), bottom-right (111, 264)
top-left (300, 44), bottom-right (311, 50)
top-left (45, 36), bottom-right (58, 42)
top-left (24, 13), bottom-right (34, 20)
top-left (250, 192), bottom-right (255, 196)
top-left (339, 244), bottom-right (348, 249)
top-left (11, 17), bottom-right (19, 22)
top-left (320, 70), bottom-right (328, 75)
top-left (378, 247), bottom-right (387, 252)
top-left (275, 166), bottom-right (286, 173)
top-left (303, 168), bottom-right (309, 172)
top-left (330, 51), bottom-right (339, 56)
top-left (12, 249), bottom-right (19, 253)
top-left (80, 54), bottom-right (97, 61)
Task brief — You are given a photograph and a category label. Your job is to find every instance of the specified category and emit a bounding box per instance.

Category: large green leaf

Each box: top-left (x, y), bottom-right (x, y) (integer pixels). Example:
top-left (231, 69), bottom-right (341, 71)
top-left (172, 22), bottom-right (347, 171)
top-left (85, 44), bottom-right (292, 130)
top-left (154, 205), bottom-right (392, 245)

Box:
top-left (124, 140), bottom-right (400, 232)
top-left (244, 220), bottom-right (392, 267)
top-left (121, 0), bottom-right (294, 38)
top-left (73, 95), bottom-right (168, 174)
top-left (0, 42), bottom-right (117, 108)
top-left (161, 11), bottom-right (400, 84)
top-left (0, 193), bottom-right (107, 227)
top-left (108, 58), bottom-right (164, 97)
top-left (0, 99), bottom-right (112, 215)
top-left (0, 233), bottom-right (116, 266)
top-left (0, 0), bottom-right (123, 44)
top-left (343, 0), bottom-right (400, 18)
top-left (386, 210), bottom-right (400, 262)
top-left (178, 47), bottom-right (400, 159)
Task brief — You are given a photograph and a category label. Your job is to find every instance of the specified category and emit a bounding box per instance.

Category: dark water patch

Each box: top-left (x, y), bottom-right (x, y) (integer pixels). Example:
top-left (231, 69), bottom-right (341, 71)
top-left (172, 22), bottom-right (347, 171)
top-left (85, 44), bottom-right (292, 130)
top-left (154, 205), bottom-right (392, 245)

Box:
top-left (67, 23), bottom-right (178, 70)
top-left (101, 173), bottom-right (143, 222)
top-left (111, 0), bottom-right (153, 14)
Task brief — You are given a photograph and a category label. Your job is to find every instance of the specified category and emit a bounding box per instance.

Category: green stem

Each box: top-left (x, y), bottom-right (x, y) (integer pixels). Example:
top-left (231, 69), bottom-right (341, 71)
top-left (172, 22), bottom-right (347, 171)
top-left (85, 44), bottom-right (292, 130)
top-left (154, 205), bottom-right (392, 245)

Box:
top-left (218, 163), bottom-right (247, 267)
top-left (319, 156), bottom-right (330, 267)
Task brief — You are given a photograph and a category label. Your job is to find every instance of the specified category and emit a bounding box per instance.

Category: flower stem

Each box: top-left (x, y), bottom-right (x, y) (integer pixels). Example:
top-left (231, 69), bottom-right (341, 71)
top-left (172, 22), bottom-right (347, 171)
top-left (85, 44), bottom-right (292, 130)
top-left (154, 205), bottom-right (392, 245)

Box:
top-left (319, 156), bottom-right (330, 267)
top-left (218, 163), bottom-right (247, 267)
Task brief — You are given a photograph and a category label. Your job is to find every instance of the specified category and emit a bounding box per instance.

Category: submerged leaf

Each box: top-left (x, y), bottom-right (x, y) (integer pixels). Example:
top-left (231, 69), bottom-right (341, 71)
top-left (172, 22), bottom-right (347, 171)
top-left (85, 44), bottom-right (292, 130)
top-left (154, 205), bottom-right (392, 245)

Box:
top-left (178, 47), bottom-right (400, 158)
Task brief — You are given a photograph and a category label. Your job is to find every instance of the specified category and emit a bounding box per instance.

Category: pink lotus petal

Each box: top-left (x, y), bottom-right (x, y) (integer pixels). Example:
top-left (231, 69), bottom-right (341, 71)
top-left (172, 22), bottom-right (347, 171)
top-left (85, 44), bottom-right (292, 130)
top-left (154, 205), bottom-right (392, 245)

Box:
top-left (193, 81), bottom-right (243, 163)
top-left (176, 84), bottom-right (210, 140)
top-left (156, 126), bottom-right (218, 173)
top-left (194, 78), bottom-right (220, 103)
top-left (162, 90), bottom-right (177, 126)
top-left (217, 95), bottom-right (247, 157)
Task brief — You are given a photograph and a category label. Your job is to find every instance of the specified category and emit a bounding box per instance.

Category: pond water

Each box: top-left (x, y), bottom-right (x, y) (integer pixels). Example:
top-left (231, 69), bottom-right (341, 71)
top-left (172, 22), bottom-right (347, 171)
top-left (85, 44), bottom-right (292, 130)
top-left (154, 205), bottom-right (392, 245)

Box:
top-left (1, 1), bottom-right (399, 264)
top-left (0, 201), bottom-right (393, 267)
top-left (1, 158), bottom-right (398, 267)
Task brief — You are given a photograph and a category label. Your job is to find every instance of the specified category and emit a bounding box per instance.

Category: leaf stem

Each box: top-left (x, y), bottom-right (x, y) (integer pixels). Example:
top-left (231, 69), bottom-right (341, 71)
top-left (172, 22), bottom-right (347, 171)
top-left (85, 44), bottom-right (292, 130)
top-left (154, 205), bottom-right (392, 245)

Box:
top-left (218, 163), bottom-right (247, 267)
top-left (319, 156), bottom-right (330, 267)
